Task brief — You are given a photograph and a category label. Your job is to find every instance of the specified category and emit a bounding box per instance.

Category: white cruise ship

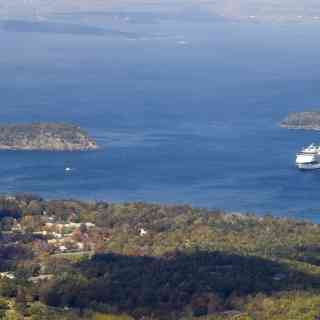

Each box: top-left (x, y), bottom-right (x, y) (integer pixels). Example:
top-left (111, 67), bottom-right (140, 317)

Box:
top-left (296, 144), bottom-right (320, 169)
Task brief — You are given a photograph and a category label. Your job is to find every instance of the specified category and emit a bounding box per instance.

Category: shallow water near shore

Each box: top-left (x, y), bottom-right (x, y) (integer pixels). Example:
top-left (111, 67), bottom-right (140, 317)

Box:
top-left (2, 7), bottom-right (320, 221)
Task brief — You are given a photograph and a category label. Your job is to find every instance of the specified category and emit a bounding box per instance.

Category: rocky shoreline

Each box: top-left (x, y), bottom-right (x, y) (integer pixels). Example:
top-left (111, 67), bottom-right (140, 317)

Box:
top-left (0, 123), bottom-right (99, 151)
top-left (280, 111), bottom-right (320, 130)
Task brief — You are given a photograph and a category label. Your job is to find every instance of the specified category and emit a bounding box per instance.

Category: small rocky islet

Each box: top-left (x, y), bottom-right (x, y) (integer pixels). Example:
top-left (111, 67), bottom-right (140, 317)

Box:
top-left (0, 123), bottom-right (98, 151)
top-left (280, 111), bottom-right (320, 130)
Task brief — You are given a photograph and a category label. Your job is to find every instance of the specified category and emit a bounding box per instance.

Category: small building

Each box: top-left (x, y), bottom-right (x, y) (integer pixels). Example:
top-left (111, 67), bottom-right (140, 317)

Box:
top-left (29, 274), bottom-right (53, 284)
top-left (0, 272), bottom-right (15, 280)
top-left (139, 228), bottom-right (147, 236)
top-left (52, 232), bottom-right (62, 239)
top-left (84, 222), bottom-right (95, 228)
top-left (33, 231), bottom-right (48, 236)
top-left (59, 245), bottom-right (67, 252)
top-left (12, 223), bottom-right (22, 232)
top-left (76, 242), bottom-right (84, 250)
top-left (45, 222), bottom-right (54, 228)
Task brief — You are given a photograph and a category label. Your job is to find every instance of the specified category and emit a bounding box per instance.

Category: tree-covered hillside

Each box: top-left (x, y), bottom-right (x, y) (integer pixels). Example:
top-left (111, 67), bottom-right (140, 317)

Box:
top-left (0, 195), bottom-right (320, 319)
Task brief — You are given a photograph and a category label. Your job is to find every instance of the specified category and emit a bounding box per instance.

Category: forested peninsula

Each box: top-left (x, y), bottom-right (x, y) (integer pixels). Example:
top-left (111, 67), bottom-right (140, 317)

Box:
top-left (0, 123), bottom-right (98, 151)
top-left (281, 111), bottom-right (320, 130)
top-left (0, 195), bottom-right (320, 319)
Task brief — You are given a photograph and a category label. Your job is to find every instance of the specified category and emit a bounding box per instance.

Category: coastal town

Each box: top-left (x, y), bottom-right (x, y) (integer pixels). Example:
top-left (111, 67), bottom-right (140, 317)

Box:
top-left (0, 194), bottom-right (151, 287)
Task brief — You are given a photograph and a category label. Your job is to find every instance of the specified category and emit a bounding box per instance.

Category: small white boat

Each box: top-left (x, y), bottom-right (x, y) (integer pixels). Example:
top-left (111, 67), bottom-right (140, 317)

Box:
top-left (296, 144), bottom-right (320, 170)
top-left (65, 167), bottom-right (72, 172)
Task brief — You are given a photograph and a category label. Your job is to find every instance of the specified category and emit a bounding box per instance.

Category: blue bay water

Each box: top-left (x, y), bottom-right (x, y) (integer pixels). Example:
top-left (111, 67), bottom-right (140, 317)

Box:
top-left (1, 11), bottom-right (320, 221)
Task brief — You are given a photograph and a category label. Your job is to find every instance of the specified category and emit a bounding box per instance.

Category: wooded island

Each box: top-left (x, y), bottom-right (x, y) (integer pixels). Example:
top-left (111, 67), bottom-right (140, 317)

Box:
top-left (0, 123), bottom-right (98, 151)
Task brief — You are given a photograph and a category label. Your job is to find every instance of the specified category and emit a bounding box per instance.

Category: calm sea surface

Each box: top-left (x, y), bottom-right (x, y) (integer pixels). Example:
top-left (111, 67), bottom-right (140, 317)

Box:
top-left (2, 9), bottom-right (320, 221)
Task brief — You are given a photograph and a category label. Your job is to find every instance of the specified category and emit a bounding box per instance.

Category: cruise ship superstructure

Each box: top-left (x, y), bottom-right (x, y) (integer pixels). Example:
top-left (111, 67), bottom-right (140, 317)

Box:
top-left (296, 144), bottom-right (320, 169)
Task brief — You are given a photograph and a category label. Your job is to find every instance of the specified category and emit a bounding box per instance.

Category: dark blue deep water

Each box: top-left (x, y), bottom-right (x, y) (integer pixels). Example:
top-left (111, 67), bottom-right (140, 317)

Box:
top-left (2, 9), bottom-right (320, 221)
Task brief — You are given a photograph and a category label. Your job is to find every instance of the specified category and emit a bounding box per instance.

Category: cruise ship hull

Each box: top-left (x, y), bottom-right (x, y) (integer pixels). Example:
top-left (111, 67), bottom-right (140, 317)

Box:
top-left (297, 163), bottom-right (320, 170)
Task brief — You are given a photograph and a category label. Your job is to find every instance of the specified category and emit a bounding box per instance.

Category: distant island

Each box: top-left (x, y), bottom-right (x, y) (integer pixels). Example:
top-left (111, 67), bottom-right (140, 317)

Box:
top-left (0, 123), bottom-right (99, 151)
top-left (280, 111), bottom-right (320, 130)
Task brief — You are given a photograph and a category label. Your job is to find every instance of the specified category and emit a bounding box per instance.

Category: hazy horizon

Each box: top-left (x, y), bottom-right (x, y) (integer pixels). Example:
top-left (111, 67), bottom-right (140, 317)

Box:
top-left (1, 0), bottom-right (320, 23)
